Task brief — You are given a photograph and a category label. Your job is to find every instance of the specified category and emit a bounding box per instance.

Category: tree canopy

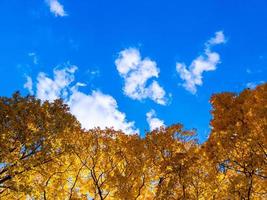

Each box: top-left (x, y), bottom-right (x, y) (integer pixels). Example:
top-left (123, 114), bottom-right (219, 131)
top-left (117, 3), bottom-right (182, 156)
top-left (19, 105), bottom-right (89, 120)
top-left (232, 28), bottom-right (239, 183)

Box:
top-left (0, 84), bottom-right (266, 199)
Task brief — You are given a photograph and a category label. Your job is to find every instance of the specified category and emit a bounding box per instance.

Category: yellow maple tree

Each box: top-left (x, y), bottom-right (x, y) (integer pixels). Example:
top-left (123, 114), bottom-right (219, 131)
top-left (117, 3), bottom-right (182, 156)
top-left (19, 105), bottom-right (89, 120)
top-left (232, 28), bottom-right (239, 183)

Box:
top-left (0, 83), bottom-right (266, 199)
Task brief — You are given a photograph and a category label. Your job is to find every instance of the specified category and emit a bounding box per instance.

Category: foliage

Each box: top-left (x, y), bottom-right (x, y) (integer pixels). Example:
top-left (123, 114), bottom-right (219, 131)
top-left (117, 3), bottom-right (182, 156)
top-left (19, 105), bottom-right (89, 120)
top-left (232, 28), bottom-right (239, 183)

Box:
top-left (0, 84), bottom-right (266, 199)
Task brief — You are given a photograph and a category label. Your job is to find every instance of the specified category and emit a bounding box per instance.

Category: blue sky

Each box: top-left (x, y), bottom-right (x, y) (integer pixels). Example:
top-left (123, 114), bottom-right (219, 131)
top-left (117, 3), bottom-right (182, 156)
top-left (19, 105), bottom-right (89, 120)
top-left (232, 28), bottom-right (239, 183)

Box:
top-left (0, 0), bottom-right (266, 141)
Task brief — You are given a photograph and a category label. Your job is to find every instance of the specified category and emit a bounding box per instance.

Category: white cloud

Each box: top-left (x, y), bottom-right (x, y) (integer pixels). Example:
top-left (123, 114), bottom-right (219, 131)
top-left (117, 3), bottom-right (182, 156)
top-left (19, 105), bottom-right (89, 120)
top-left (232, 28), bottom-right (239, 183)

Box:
top-left (206, 31), bottom-right (226, 46)
top-left (68, 89), bottom-right (138, 135)
top-left (25, 66), bottom-right (138, 135)
top-left (146, 109), bottom-right (165, 131)
top-left (115, 48), bottom-right (167, 105)
top-left (24, 76), bottom-right (33, 95)
top-left (36, 66), bottom-right (77, 101)
top-left (176, 31), bottom-right (226, 94)
top-left (45, 0), bottom-right (67, 17)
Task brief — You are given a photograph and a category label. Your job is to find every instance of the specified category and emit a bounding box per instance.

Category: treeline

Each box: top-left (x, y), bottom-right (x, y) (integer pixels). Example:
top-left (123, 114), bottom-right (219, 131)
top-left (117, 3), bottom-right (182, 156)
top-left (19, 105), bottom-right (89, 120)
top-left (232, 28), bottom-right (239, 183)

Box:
top-left (0, 84), bottom-right (266, 200)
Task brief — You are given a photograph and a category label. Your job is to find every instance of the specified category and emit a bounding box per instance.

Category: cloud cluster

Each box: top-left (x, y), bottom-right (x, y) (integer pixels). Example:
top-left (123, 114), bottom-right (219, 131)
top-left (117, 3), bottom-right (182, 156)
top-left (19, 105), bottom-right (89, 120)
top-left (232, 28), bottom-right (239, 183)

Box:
top-left (25, 66), bottom-right (139, 135)
top-left (23, 32), bottom-right (226, 134)
top-left (45, 0), bottom-right (67, 17)
top-left (176, 31), bottom-right (226, 94)
top-left (146, 109), bottom-right (165, 131)
top-left (115, 48), bottom-right (167, 105)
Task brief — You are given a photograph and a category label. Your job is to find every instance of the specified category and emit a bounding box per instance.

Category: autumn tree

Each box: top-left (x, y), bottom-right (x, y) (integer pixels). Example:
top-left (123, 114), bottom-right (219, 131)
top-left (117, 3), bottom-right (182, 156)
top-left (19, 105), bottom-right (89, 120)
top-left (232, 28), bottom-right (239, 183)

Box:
top-left (0, 83), bottom-right (266, 199)
top-left (144, 124), bottom-right (198, 199)
top-left (0, 93), bottom-right (80, 198)
top-left (206, 83), bottom-right (267, 199)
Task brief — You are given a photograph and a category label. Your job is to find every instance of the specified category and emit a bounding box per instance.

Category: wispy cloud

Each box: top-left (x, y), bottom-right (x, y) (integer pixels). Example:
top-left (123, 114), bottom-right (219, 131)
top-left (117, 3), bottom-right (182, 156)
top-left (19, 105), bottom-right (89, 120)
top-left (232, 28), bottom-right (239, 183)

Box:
top-left (24, 66), bottom-right (139, 135)
top-left (28, 52), bottom-right (38, 65)
top-left (146, 109), bottom-right (165, 131)
top-left (115, 48), bottom-right (167, 105)
top-left (176, 31), bottom-right (226, 94)
top-left (246, 81), bottom-right (265, 89)
top-left (246, 68), bottom-right (252, 74)
top-left (45, 0), bottom-right (67, 17)
top-left (23, 76), bottom-right (33, 95)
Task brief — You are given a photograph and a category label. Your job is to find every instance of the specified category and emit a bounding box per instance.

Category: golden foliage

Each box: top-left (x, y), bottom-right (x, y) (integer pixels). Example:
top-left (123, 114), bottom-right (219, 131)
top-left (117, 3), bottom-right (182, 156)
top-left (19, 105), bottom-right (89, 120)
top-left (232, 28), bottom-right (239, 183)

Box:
top-left (0, 84), bottom-right (266, 199)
